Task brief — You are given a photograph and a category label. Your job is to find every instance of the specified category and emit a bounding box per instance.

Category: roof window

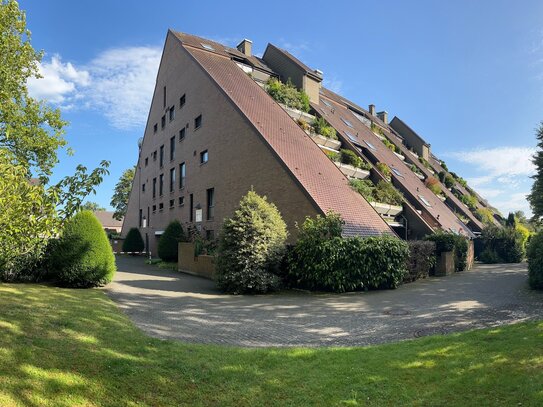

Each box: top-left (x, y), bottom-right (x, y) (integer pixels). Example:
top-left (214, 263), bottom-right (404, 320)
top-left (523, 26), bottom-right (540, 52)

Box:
top-left (418, 195), bottom-right (432, 207)
top-left (201, 43), bottom-right (215, 51)
top-left (322, 99), bottom-right (332, 108)
top-left (391, 168), bottom-right (403, 178)
top-left (365, 140), bottom-right (377, 150)
top-left (345, 131), bottom-right (357, 143)
top-left (341, 117), bottom-right (354, 128)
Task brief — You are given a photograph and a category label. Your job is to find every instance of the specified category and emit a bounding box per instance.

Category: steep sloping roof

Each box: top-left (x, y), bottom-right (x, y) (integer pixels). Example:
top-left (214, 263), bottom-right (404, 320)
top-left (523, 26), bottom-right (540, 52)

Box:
top-left (314, 94), bottom-right (475, 238)
top-left (263, 43), bottom-right (323, 81)
top-left (94, 211), bottom-right (122, 229)
top-left (172, 32), bottom-right (393, 237)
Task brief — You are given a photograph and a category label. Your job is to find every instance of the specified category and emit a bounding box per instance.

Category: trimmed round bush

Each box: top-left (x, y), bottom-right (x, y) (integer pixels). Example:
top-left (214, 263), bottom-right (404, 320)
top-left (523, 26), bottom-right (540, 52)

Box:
top-left (216, 190), bottom-right (288, 294)
top-left (158, 220), bottom-right (185, 262)
top-left (123, 227), bottom-right (144, 253)
top-left (49, 211), bottom-right (116, 287)
top-left (527, 232), bottom-right (543, 289)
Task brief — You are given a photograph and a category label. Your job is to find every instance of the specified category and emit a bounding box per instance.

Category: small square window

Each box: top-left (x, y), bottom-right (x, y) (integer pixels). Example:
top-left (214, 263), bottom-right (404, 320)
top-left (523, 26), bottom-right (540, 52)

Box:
top-left (159, 202), bottom-right (164, 211)
top-left (152, 204), bottom-right (157, 212)
top-left (169, 106), bottom-right (175, 122)
top-left (153, 123), bottom-right (158, 133)
top-left (179, 128), bottom-right (185, 141)
top-left (200, 150), bottom-right (208, 164)
top-left (169, 199), bottom-right (175, 208)
top-left (180, 94), bottom-right (186, 108)
top-left (161, 115), bottom-right (166, 129)
top-left (194, 114), bottom-right (202, 129)
top-left (179, 196), bottom-right (185, 206)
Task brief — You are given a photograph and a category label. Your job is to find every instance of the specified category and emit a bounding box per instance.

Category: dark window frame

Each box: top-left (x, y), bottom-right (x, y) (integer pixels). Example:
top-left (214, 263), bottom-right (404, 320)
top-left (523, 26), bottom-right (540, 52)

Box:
top-left (194, 114), bottom-right (202, 129)
top-left (179, 94), bottom-right (186, 108)
top-left (179, 162), bottom-right (186, 189)
top-left (169, 167), bottom-right (176, 193)
top-left (169, 136), bottom-right (175, 161)
top-left (206, 187), bottom-right (215, 220)
top-left (200, 150), bottom-right (208, 164)
top-left (159, 173), bottom-right (164, 196)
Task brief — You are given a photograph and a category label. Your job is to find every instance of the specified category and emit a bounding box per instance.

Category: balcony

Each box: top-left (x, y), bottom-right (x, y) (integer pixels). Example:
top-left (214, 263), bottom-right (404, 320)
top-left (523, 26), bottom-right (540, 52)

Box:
top-left (335, 162), bottom-right (370, 179)
top-left (370, 201), bottom-right (403, 217)
top-left (279, 103), bottom-right (315, 123)
top-left (309, 132), bottom-right (342, 150)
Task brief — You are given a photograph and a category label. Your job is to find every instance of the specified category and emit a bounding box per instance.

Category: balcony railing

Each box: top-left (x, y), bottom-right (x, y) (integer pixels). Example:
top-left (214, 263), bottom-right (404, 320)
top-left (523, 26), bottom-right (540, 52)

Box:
top-left (308, 132), bottom-right (342, 150)
top-left (334, 162), bottom-right (370, 180)
top-left (279, 103), bottom-right (315, 122)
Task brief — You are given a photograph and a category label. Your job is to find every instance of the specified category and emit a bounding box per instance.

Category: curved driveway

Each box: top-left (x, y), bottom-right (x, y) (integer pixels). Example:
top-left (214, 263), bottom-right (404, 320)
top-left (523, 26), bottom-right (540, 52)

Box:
top-left (105, 256), bottom-right (543, 347)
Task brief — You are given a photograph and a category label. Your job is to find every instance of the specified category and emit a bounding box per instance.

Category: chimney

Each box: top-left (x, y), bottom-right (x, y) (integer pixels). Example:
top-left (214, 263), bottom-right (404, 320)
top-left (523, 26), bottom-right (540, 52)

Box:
top-left (377, 111), bottom-right (388, 124)
top-left (369, 104), bottom-right (376, 116)
top-left (236, 39), bottom-right (252, 57)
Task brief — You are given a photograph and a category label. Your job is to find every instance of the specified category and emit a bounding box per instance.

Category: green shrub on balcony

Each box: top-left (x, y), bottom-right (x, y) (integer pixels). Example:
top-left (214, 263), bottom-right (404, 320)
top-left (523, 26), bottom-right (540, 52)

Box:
top-left (266, 78), bottom-right (310, 113)
top-left (475, 207), bottom-right (496, 225)
top-left (418, 156), bottom-right (431, 169)
top-left (349, 179), bottom-right (403, 206)
top-left (376, 162), bottom-right (391, 179)
top-left (461, 193), bottom-right (478, 211)
top-left (296, 118), bottom-right (311, 132)
top-left (311, 116), bottom-right (337, 139)
top-left (371, 122), bottom-right (384, 136)
top-left (438, 171), bottom-right (455, 189)
top-left (425, 176), bottom-right (442, 195)
top-left (340, 149), bottom-right (363, 168)
top-left (410, 164), bottom-right (423, 176)
top-left (440, 160), bottom-right (449, 171)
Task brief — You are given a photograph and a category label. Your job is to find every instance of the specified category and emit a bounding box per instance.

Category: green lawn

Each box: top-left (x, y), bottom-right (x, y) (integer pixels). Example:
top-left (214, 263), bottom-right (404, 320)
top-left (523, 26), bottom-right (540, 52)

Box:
top-left (0, 284), bottom-right (541, 407)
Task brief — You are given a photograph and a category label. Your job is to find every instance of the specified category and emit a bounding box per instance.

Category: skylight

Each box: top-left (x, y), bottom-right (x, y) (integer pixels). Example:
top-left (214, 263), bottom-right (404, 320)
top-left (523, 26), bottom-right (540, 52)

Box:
top-left (365, 140), bottom-right (376, 150)
top-left (418, 195), bottom-right (432, 207)
top-left (201, 43), bottom-right (215, 51)
top-left (341, 117), bottom-right (354, 128)
top-left (345, 131), bottom-right (357, 142)
top-left (391, 168), bottom-right (403, 178)
top-left (322, 99), bottom-right (332, 108)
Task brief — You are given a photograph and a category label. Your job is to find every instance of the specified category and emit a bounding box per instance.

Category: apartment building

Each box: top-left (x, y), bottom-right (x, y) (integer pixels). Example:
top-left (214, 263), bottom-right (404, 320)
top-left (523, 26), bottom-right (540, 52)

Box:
top-left (122, 30), bottom-right (499, 253)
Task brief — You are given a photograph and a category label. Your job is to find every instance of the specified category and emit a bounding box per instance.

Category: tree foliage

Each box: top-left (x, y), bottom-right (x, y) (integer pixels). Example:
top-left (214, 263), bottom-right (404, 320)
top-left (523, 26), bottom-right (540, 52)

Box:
top-left (110, 167), bottom-right (135, 221)
top-left (158, 220), bottom-right (185, 262)
top-left (123, 228), bottom-right (144, 253)
top-left (528, 122), bottom-right (543, 221)
top-left (216, 190), bottom-right (288, 294)
top-left (527, 231), bottom-right (543, 289)
top-left (266, 78), bottom-right (310, 113)
top-left (81, 201), bottom-right (106, 212)
top-left (48, 211), bottom-right (116, 287)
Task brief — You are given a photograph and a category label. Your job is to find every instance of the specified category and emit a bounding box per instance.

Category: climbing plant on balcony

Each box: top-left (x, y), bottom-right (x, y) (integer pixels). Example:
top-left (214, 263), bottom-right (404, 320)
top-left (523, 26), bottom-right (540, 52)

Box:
top-left (311, 116), bottom-right (337, 139)
top-left (340, 149), bottom-right (363, 168)
top-left (349, 179), bottom-right (403, 206)
top-left (376, 162), bottom-right (391, 179)
top-left (266, 77), bottom-right (310, 112)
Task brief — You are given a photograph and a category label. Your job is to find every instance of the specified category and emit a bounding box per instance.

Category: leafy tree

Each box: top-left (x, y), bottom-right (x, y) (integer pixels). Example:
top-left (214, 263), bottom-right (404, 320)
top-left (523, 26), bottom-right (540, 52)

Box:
top-left (527, 232), bottom-right (543, 289)
top-left (110, 167), bottom-right (135, 221)
top-left (216, 190), bottom-right (288, 294)
top-left (0, 1), bottom-right (109, 280)
top-left (81, 201), bottom-right (106, 212)
top-left (158, 220), bottom-right (185, 262)
top-left (48, 211), bottom-right (116, 287)
top-left (528, 122), bottom-right (543, 222)
top-left (506, 212), bottom-right (517, 228)
top-left (123, 228), bottom-right (144, 253)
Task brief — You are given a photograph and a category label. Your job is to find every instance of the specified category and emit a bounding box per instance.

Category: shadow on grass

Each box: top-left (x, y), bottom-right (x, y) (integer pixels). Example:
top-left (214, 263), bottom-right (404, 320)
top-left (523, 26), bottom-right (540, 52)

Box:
top-left (0, 283), bottom-right (542, 406)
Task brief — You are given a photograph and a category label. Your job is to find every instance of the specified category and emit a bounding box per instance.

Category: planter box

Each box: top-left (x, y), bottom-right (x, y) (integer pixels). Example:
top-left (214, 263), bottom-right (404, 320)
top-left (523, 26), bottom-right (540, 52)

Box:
top-left (370, 201), bottom-right (403, 216)
top-left (178, 242), bottom-right (215, 279)
top-left (334, 162), bottom-right (370, 179)
top-left (414, 172), bottom-right (425, 180)
top-left (279, 103), bottom-right (315, 122)
top-left (435, 251), bottom-right (455, 276)
top-left (393, 151), bottom-right (405, 161)
top-left (309, 132), bottom-right (342, 150)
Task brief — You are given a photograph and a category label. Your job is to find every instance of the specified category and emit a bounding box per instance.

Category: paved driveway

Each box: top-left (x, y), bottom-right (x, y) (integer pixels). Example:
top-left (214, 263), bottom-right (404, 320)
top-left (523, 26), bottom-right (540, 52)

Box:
top-left (105, 256), bottom-right (543, 347)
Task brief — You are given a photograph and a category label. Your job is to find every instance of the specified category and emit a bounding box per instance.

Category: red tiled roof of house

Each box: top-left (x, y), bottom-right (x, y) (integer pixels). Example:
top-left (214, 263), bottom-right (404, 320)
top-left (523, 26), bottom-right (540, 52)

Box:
top-left (173, 33), bottom-right (394, 237)
top-left (314, 94), bottom-right (475, 238)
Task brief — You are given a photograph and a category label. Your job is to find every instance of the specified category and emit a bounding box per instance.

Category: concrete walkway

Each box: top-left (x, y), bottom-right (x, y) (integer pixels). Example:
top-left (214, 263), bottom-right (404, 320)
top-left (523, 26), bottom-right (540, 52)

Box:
top-left (104, 256), bottom-right (543, 347)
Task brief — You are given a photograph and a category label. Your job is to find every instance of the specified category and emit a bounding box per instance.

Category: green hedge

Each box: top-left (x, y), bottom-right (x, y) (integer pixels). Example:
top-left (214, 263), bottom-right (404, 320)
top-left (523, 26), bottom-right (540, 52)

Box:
top-left (527, 232), bottom-right (543, 289)
top-left (424, 232), bottom-right (469, 271)
top-left (123, 228), bottom-right (144, 253)
top-left (287, 213), bottom-right (408, 292)
top-left (479, 225), bottom-right (524, 263)
top-left (405, 241), bottom-right (436, 283)
top-left (48, 211), bottom-right (116, 287)
top-left (216, 190), bottom-right (287, 294)
top-left (266, 78), bottom-right (310, 112)
top-left (158, 220), bottom-right (185, 262)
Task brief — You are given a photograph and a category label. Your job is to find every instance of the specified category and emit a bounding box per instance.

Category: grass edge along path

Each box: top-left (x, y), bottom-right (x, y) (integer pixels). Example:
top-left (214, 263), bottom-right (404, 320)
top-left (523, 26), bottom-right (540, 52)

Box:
top-left (0, 283), bottom-right (541, 406)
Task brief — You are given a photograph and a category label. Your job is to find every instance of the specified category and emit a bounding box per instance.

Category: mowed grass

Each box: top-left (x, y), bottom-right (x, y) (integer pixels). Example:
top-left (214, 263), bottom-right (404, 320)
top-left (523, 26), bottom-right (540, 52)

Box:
top-left (0, 284), bottom-right (542, 407)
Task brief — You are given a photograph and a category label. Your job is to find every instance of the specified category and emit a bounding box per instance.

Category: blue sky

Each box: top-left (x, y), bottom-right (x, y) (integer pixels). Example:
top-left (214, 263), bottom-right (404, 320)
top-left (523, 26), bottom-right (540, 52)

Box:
top-left (21, 0), bottom-right (543, 215)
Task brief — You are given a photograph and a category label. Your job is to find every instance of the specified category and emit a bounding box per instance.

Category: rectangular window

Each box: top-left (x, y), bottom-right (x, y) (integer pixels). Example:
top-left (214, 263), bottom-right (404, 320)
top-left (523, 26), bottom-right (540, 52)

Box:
top-left (179, 127), bottom-right (185, 141)
top-left (206, 188), bottom-right (215, 220)
top-left (153, 150), bottom-right (157, 161)
top-left (152, 204), bottom-right (156, 212)
top-left (170, 136), bottom-right (175, 160)
top-left (159, 202), bottom-right (164, 211)
top-left (194, 114), bottom-right (202, 129)
top-left (169, 106), bottom-right (175, 122)
top-left (142, 183), bottom-right (146, 192)
top-left (200, 150), bottom-right (208, 164)
top-left (161, 115), bottom-right (166, 129)
top-left (179, 162), bottom-right (186, 188)
top-left (178, 196), bottom-right (185, 206)
top-left (169, 199), bottom-right (174, 208)
top-left (169, 167), bottom-right (176, 192)
top-left (139, 209), bottom-right (142, 227)
top-left (159, 174), bottom-right (164, 196)
top-left (180, 94), bottom-right (186, 108)
top-left (189, 194), bottom-right (194, 222)
top-left (163, 86), bottom-right (166, 108)
top-left (147, 207), bottom-right (150, 228)
top-left (341, 117), bottom-right (354, 128)
top-left (152, 177), bottom-right (157, 198)
top-left (159, 145), bottom-right (164, 167)
top-left (145, 157), bottom-right (148, 167)
top-left (419, 195), bottom-right (432, 207)
top-left (391, 168), bottom-right (403, 178)
top-left (153, 123), bottom-right (158, 134)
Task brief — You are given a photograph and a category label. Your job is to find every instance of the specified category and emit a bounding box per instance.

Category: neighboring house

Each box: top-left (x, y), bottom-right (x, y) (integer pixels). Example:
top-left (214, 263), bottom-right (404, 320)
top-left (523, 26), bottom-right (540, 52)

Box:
top-left (94, 211), bottom-right (123, 235)
top-left (122, 31), bottom-right (499, 254)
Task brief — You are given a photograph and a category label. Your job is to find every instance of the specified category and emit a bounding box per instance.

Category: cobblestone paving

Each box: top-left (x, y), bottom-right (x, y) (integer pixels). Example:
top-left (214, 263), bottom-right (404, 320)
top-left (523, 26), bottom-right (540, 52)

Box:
top-left (105, 256), bottom-right (543, 347)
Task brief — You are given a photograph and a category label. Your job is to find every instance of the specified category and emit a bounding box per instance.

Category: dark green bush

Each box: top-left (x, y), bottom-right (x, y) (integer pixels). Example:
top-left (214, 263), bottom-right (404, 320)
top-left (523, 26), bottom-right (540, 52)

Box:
top-left (527, 232), bottom-right (543, 289)
top-left (479, 225), bottom-right (524, 263)
top-left (266, 78), bottom-right (310, 112)
top-left (158, 220), bottom-right (185, 262)
top-left (311, 116), bottom-right (337, 140)
top-left (340, 149), bottom-right (363, 168)
top-left (123, 227), bottom-right (144, 253)
top-left (48, 211), bottom-right (116, 287)
top-left (216, 190), bottom-right (288, 294)
top-left (424, 232), bottom-right (469, 271)
top-left (405, 241), bottom-right (436, 283)
top-left (349, 179), bottom-right (403, 206)
top-left (287, 213), bottom-right (408, 292)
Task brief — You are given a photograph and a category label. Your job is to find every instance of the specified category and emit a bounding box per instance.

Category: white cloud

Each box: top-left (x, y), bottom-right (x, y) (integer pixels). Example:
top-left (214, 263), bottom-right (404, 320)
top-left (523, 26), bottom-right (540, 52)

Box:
top-left (323, 76), bottom-right (343, 93)
top-left (28, 46), bottom-right (161, 130)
